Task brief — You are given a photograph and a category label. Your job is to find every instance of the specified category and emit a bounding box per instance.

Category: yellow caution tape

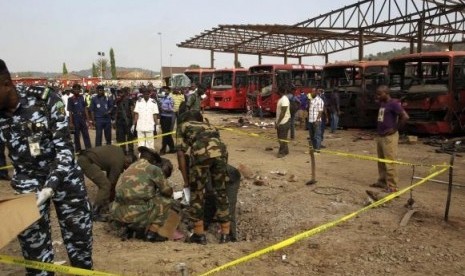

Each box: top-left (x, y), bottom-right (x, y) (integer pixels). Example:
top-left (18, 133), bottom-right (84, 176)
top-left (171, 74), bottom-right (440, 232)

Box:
top-left (0, 164), bottom-right (12, 171)
top-left (0, 255), bottom-right (120, 276)
top-left (115, 131), bottom-right (176, 147)
top-left (218, 126), bottom-right (450, 168)
top-left (199, 166), bottom-right (449, 276)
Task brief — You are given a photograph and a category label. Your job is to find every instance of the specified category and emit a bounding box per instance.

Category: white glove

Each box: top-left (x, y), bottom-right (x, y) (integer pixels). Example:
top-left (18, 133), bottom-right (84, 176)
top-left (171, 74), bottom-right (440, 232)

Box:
top-left (36, 188), bottom-right (54, 206)
top-left (173, 191), bottom-right (183, 200)
top-left (130, 125), bottom-right (136, 133)
top-left (180, 187), bottom-right (191, 206)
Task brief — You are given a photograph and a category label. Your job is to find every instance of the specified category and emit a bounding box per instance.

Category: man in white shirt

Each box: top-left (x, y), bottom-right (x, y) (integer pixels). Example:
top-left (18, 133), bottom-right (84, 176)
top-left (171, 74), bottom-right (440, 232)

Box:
top-left (275, 88), bottom-right (291, 158)
top-left (62, 89), bottom-right (71, 118)
top-left (308, 89), bottom-right (325, 151)
top-left (132, 87), bottom-right (159, 150)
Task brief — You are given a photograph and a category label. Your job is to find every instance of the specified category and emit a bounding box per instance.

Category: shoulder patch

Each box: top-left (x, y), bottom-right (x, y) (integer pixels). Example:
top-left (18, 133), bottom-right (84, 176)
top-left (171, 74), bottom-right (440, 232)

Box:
top-left (55, 101), bottom-right (66, 115)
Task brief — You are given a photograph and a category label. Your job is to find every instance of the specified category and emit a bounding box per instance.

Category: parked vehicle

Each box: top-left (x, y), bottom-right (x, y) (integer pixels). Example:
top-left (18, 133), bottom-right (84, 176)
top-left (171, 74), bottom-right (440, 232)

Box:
top-left (210, 68), bottom-right (248, 110)
top-left (389, 51), bottom-right (465, 134)
top-left (185, 68), bottom-right (215, 109)
top-left (322, 60), bottom-right (389, 128)
top-left (247, 64), bottom-right (322, 115)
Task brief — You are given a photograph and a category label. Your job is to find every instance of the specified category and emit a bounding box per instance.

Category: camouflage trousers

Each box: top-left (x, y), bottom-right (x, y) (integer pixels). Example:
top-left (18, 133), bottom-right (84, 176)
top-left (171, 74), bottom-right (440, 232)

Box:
top-left (110, 195), bottom-right (172, 230)
top-left (16, 168), bottom-right (93, 276)
top-left (204, 165), bottom-right (241, 237)
top-left (188, 156), bottom-right (230, 222)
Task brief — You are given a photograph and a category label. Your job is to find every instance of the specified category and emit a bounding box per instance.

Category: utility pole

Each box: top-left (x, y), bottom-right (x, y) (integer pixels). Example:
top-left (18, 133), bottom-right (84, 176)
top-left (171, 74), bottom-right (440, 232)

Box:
top-left (97, 51), bottom-right (105, 83)
top-left (158, 32), bottom-right (163, 86)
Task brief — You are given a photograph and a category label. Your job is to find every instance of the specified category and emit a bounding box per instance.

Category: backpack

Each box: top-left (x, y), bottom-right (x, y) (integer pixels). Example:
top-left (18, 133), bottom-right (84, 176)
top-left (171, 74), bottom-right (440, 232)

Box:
top-left (287, 94), bottom-right (300, 115)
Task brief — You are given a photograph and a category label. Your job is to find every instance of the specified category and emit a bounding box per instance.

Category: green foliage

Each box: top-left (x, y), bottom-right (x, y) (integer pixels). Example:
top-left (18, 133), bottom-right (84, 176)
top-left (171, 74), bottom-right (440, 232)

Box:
top-left (235, 60), bottom-right (242, 68)
top-left (188, 64), bottom-right (200, 69)
top-left (62, 63), bottom-right (68, 75)
top-left (110, 48), bottom-right (117, 79)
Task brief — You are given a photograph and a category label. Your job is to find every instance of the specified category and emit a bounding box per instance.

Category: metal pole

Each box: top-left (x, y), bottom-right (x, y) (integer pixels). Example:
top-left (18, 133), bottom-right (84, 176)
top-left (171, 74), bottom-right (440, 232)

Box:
top-left (158, 32), bottom-right (163, 85)
top-left (170, 54), bottom-right (173, 77)
top-left (98, 51), bottom-right (105, 83)
top-left (444, 142), bottom-right (459, 221)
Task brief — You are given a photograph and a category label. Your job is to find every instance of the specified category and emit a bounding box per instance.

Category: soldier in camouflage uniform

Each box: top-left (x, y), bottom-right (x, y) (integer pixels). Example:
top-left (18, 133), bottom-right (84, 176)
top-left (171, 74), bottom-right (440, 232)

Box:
top-left (176, 110), bottom-right (231, 244)
top-left (0, 59), bottom-right (93, 275)
top-left (110, 146), bottom-right (173, 242)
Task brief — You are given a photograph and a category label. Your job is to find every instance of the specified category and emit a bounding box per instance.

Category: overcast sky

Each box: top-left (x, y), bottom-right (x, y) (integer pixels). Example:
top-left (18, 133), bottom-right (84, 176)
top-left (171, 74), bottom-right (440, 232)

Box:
top-left (0, 0), bottom-right (398, 73)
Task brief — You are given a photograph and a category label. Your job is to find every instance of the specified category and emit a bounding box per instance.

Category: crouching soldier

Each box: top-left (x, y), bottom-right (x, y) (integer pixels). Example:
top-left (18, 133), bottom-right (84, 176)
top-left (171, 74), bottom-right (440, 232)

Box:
top-left (110, 146), bottom-right (173, 242)
top-left (204, 164), bottom-right (241, 242)
top-left (77, 145), bottom-right (128, 221)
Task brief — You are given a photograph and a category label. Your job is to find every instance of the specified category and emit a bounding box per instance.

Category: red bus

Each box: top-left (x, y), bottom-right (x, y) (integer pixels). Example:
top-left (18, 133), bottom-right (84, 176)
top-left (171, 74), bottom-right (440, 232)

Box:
top-left (322, 60), bottom-right (389, 128)
top-left (389, 51), bottom-right (465, 134)
top-left (12, 77), bottom-right (48, 86)
top-left (185, 68), bottom-right (215, 109)
top-left (209, 68), bottom-right (249, 110)
top-left (247, 64), bottom-right (322, 114)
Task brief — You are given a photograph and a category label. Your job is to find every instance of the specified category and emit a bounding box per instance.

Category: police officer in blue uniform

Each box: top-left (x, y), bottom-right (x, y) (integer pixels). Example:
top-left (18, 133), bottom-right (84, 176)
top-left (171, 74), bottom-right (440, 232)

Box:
top-left (67, 83), bottom-right (92, 153)
top-left (0, 59), bottom-right (93, 275)
top-left (90, 85), bottom-right (113, 146)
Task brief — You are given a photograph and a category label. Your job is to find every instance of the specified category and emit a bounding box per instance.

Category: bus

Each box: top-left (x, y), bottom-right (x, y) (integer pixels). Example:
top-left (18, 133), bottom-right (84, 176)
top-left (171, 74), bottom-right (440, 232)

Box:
top-left (247, 64), bottom-right (322, 114)
top-left (322, 60), bottom-right (389, 128)
top-left (209, 68), bottom-right (249, 110)
top-left (185, 68), bottom-right (215, 109)
top-left (389, 51), bottom-right (465, 134)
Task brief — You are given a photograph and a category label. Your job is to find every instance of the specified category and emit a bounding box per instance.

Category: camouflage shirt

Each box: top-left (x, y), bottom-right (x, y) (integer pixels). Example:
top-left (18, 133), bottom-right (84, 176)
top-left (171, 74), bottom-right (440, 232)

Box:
top-left (0, 86), bottom-right (77, 192)
top-left (176, 121), bottom-right (227, 164)
top-left (114, 158), bottom-right (172, 204)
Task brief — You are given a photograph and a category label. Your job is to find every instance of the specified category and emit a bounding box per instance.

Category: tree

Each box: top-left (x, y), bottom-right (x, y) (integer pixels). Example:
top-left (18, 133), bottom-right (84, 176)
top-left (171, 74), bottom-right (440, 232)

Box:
top-left (92, 63), bottom-right (98, 77)
top-left (234, 60), bottom-right (242, 68)
top-left (110, 48), bottom-right (117, 79)
top-left (188, 64), bottom-right (200, 69)
top-left (62, 63), bottom-right (68, 75)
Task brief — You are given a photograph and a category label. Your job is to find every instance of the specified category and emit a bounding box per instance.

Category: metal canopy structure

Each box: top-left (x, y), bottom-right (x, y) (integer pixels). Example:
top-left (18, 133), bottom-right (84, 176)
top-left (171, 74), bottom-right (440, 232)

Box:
top-left (177, 0), bottom-right (465, 66)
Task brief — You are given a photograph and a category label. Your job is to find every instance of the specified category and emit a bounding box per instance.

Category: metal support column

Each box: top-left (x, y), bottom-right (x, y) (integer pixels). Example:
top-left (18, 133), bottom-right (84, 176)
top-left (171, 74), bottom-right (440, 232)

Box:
top-left (358, 30), bottom-right (364, 61)
top-left (210, 50), bottom-right (215, 69)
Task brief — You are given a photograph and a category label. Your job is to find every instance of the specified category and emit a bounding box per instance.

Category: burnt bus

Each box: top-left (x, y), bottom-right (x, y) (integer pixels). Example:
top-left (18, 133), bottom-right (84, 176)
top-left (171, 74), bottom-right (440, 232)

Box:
top-left (389, 51), bottom-right (465, 134)
top-left (322, 61), bottom-right (389, 128)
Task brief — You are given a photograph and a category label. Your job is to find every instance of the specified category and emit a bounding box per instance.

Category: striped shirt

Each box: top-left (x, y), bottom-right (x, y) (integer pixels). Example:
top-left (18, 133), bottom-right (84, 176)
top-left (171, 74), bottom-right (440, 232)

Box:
top-left (308, 95), bottom-right (324, 123)
top-left (172, 93), bottom-right (185, 112)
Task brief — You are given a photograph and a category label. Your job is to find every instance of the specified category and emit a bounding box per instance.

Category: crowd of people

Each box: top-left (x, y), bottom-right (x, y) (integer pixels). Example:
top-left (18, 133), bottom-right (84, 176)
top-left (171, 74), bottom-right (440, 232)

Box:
top-left (0, 57), bottom-right (408, 275)
top-left (275, 83), bottom-right (408, 194)
top-left (276, 84), bottom-right (342, 159)
top-left (0, 58), bottom-right (242, 275)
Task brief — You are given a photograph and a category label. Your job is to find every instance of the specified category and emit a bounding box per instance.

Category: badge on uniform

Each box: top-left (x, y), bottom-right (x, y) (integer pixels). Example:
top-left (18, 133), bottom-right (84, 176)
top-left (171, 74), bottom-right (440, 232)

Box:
top-left (28, 136), bottom-right (41, 157)
top-left (55, 101), bottom-right (66, 116)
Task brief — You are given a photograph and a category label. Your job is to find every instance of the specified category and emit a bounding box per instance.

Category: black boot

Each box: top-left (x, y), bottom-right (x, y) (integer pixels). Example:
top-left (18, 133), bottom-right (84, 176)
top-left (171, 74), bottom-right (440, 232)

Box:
top-left (186, 233), bottom-right (207, 245)
top-left (92, 204), bottom-right (109, 222)
top-left (229, 233), bottom-right (238, 242)
top-left (145, 230), bottom-right (168, 242)
top-left (219, 234), bottom-right (230, 244)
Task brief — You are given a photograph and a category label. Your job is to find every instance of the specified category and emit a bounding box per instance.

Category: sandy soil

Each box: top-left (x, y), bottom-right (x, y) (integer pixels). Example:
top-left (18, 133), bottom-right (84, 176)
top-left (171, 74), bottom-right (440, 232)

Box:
top-left (1, 110), bottom-right (465, 276)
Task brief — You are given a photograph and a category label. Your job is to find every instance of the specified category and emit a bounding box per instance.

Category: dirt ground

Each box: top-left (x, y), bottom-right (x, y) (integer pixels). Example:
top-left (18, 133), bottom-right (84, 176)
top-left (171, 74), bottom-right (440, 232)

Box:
top-left (1, 110), bottom-right (465, 276)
